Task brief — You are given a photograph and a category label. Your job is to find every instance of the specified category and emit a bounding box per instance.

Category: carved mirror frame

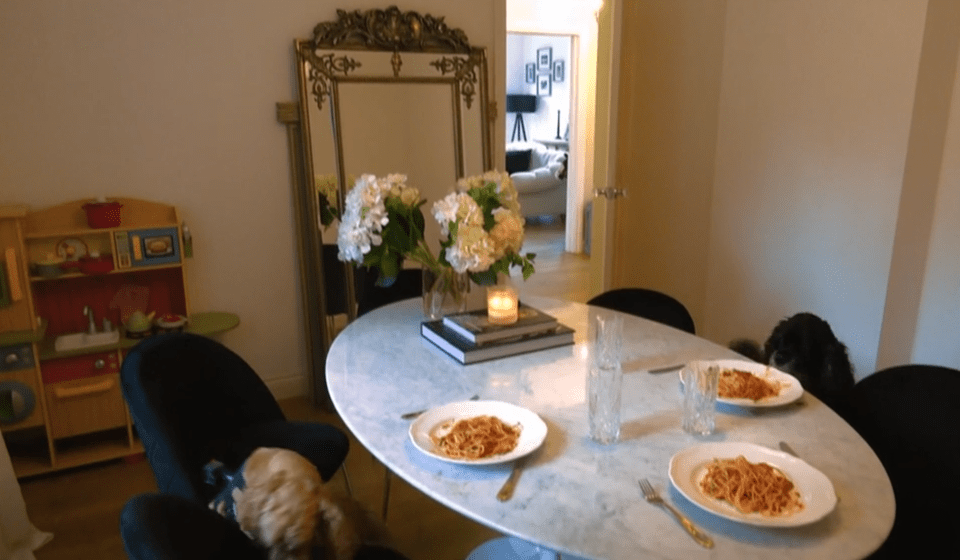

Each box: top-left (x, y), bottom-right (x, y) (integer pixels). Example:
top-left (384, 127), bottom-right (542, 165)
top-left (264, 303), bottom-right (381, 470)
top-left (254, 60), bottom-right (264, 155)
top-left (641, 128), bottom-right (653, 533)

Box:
top-left (279, 7), bottom-right (492, 407)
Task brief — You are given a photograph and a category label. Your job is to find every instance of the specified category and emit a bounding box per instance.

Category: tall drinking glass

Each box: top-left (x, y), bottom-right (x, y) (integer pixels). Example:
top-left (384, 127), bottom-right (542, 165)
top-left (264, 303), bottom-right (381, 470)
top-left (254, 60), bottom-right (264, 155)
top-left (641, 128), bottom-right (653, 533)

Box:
top-left (682, 361), bottom-right (719, 435)
top-left (588, 313), bottom-right (623, 444)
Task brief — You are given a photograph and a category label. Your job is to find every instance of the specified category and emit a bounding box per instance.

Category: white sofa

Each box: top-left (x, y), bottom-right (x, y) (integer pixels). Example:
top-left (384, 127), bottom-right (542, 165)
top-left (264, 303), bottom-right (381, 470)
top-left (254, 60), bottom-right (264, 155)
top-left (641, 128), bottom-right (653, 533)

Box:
top-left (506, 141), bottom-right (567, 219)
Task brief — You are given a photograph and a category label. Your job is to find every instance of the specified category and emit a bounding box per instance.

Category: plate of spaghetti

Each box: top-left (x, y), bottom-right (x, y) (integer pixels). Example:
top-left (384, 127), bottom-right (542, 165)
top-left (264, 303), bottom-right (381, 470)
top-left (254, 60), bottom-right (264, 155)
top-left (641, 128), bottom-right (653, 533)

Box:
top-left (669, 442), bottom-right (837, 527)
top-left (684, 359), bottom-right (803, 407)
top-left (409, 400), bottom-right (548, 465)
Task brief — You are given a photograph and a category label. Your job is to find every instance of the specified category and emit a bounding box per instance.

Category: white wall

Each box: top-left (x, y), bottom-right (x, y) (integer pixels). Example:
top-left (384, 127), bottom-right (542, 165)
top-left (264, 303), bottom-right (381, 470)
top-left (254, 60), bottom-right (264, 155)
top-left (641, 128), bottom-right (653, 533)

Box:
top-left (910, 2), bottom-right (960, 368)
top-left (613, 0), bottom-right (959, 379)
top-left (915, 74), bottom-right (960, 366)
top-left (705, 0), bottom-right (929, 378)
top-left (0, 0), bottom-right (503, 399)
top-left (506, 34), bottom-right (572, 144)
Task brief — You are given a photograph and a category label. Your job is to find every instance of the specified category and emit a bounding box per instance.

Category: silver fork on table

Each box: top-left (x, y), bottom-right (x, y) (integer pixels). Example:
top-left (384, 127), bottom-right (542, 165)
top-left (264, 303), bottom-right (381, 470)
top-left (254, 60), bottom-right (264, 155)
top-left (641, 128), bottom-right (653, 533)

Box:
top-left (638, 478), bottom-right (714, 549)
top-left (400, 394), bottom-right (479, 419)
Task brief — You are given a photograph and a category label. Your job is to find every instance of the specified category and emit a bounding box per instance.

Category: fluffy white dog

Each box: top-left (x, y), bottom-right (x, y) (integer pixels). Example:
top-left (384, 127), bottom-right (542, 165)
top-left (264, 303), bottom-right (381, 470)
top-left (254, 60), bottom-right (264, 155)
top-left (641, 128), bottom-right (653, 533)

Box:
top-left (209, 447), bottom-right (395, 560)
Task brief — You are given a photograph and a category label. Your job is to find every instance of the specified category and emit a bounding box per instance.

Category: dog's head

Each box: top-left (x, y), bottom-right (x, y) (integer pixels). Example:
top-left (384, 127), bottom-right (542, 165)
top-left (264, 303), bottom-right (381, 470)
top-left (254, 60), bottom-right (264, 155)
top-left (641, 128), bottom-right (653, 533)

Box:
top-left (232, 447), bottom-right (323, 560)
top-left (764, 312), bottom-right (847, 385)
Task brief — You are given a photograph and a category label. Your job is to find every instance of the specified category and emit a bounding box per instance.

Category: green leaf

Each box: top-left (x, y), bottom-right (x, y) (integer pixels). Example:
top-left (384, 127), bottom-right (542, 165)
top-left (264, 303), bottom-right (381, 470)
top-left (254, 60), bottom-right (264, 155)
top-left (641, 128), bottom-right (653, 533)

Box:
top-left (411, 207), bottom-right (426, 240)
top-left (522, 261), bottom-right (535, 280)
top-left (470, 268), bottom-right (498, 286)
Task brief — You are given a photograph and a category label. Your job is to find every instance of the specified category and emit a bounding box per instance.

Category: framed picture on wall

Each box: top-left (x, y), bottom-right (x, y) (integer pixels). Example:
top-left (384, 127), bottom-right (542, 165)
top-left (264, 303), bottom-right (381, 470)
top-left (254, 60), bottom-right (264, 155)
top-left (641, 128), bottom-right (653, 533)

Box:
top-left (525, 63), bottom-right (536, 84)
top-left (537, 74), bottom-right (552, 96)
top-left (537, 47), bottom-right (552, 72)
top-left (553, 60), bottom-right (564, 83)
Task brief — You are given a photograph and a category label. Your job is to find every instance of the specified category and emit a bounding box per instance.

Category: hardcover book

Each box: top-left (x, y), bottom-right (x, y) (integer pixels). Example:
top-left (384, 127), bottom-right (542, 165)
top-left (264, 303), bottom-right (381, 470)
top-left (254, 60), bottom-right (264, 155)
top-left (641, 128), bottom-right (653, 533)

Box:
top-left (441, 303), bottom-right (559, 344)
top-left (421, 320), bottom-right (574, 365)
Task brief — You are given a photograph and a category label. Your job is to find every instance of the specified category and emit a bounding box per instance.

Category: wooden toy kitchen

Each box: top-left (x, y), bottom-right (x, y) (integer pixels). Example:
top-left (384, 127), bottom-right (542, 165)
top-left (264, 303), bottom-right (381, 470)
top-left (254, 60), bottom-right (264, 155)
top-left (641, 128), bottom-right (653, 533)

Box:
top-left (1, 198), bottom-right (238, 477)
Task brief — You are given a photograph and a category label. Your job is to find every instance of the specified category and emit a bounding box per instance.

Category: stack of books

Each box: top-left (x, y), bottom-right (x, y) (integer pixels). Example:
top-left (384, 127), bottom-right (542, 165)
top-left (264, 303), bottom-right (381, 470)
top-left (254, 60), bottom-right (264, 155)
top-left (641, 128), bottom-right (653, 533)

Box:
top-left (420, 303), bottom-right (574, 364)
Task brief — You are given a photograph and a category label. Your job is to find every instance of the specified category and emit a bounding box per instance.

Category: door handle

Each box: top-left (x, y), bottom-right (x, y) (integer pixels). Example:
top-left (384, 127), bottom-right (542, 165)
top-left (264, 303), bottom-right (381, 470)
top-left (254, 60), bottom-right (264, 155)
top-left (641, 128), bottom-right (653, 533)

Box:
top-left (593, 187), bottom-right (626, 200)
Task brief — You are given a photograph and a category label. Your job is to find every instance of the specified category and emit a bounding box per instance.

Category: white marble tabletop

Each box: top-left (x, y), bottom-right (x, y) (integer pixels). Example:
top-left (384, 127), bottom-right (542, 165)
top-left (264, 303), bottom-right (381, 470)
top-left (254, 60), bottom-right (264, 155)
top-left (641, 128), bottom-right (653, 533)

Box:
top-left (325, 297), bottom-right (894, 560)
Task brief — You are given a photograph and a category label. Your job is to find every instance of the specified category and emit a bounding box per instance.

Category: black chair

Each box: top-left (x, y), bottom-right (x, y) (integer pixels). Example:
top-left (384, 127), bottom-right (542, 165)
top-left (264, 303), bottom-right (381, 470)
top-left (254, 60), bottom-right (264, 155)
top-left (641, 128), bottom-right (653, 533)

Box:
top-left (847, 364), bottom-right (960, 558)
top-left (356, 268), bottom-right (423, 317)
top-left (323, 244), bottom-right (422, 318)
top-left (119, 332), bottom-right (350, 504)
top-left (323, 243), bottom-right (354, 317)
top-left (587, 288), bottom-right (695, 334)
top-left (120, 493), bottom-right (266, 559)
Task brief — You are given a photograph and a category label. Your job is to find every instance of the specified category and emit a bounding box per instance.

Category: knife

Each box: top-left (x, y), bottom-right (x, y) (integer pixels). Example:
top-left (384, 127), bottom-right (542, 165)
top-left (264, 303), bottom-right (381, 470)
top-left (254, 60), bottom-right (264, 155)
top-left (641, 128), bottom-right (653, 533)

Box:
top-left (647, 363), bottom-right (685, 374)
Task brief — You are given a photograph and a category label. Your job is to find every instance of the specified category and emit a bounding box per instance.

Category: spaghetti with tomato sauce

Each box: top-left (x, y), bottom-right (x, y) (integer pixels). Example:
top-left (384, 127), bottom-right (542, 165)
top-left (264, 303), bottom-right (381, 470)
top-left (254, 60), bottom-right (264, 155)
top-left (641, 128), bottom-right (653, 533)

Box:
top-left (699, 455), bottom-right (804, 516)
top-left (718, 368), bottom-right (781, 400)
top-left (431, 415), bottom-right (521, 460)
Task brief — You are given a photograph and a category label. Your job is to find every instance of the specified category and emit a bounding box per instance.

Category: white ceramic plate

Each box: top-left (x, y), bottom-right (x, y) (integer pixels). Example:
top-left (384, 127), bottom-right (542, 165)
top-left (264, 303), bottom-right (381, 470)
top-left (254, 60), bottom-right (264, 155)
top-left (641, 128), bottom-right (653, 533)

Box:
top-left (409, 400), bottom-right (548, 465)
top-left (669, 442), bottom-right (837, 527)
top-left (683, 359), bottom-right (804, 407)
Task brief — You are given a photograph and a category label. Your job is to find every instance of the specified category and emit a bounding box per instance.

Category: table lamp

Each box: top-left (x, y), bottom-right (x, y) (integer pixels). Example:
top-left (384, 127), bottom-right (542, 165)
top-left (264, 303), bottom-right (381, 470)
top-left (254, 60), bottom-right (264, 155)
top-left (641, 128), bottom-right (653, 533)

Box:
top-left (507, 94), bottom-right (538, 143)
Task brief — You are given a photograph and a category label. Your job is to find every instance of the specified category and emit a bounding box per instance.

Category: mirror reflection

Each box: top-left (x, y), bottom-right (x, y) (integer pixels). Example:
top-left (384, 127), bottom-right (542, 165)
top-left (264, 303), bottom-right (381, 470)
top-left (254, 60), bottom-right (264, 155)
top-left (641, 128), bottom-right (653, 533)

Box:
top-left (289, 7), bottom-right (492, 405)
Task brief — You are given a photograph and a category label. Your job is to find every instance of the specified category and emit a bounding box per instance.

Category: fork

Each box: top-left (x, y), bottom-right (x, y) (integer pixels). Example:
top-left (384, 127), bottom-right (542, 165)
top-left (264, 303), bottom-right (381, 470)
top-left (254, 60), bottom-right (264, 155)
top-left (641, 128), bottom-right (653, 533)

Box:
top-left (400, 394), bottom-right (479, 419)
top-left (638, 478), bottom-right (714, 549)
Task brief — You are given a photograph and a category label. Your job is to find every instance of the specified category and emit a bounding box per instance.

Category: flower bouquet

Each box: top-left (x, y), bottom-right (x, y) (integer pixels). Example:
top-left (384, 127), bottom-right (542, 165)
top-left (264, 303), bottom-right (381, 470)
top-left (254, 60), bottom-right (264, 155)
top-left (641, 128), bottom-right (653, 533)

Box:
top-left (336, 171), bottom-right (536, 318)
top-left (432, 170), bottom-right (535, 285)
top-left (336, 173), bottom-right (433, 287)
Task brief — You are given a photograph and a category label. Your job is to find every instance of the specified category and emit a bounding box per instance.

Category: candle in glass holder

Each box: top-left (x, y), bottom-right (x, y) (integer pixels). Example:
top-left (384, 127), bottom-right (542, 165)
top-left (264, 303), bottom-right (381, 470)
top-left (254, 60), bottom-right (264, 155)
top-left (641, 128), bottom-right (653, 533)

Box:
top-left (487, 286), bottom-right (519, 325)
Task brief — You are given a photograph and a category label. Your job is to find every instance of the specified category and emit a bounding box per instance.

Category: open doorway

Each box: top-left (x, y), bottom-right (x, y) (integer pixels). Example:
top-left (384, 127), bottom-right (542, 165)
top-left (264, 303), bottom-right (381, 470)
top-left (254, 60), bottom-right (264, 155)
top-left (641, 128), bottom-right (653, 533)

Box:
top-left (506, 32), bottom-right (579, 257)
top-left (505, 0), bottom-right (604, 263)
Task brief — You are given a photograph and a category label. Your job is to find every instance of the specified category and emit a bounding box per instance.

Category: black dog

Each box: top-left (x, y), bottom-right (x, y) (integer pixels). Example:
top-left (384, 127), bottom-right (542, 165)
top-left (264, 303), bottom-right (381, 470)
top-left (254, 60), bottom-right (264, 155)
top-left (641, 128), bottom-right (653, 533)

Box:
top-left (730, 312), bottom-right (855, 414)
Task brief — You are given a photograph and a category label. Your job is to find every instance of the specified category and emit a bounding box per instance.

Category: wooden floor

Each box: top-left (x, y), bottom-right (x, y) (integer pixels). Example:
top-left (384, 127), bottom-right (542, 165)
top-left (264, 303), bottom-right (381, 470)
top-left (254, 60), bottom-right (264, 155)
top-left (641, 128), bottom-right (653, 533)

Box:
top-left (19, 221), bottom-right (591, 560)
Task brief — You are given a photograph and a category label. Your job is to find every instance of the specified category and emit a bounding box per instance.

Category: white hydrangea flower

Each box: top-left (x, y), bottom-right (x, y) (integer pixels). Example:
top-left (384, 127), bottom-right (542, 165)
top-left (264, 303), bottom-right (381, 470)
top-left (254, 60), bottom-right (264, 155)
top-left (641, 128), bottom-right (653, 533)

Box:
top-left (337, 174), bottom-right (389, 262)
top-left (489, 207), bottom-right (525, 257)
top-left (433, 192), bottom-right (480, 236)
top-left (445, 223), bottom-right (496, 273)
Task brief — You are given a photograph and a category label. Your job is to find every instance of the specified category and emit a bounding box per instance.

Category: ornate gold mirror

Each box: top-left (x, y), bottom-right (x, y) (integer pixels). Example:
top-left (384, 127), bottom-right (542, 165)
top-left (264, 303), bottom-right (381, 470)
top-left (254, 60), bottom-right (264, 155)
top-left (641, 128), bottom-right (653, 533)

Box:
top-left (281, 7), bottom-right (493, 406)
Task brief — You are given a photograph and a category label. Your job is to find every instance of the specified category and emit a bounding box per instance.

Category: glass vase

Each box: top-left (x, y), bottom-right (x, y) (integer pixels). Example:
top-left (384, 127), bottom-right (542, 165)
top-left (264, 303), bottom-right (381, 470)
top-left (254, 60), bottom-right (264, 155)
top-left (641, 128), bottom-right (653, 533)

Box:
top-left (422, 267), bottom-right (468, 320)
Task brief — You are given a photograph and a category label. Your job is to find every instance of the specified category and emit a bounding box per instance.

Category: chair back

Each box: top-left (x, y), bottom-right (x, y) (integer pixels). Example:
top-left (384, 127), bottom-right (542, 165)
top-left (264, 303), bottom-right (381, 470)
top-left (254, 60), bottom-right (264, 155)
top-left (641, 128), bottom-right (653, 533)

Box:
top-left (848, 364), bottom-right (960, 557)
top-left (587, 288), bottom-right (695, 334)
top-left (356, 268), bottom-right (423, 317)
top-left (324, 244), bottom-right (422, 317)
top-left (323, 243), bottom-right (351, 316)
top-left (120, 332), bottom-right (286, 503)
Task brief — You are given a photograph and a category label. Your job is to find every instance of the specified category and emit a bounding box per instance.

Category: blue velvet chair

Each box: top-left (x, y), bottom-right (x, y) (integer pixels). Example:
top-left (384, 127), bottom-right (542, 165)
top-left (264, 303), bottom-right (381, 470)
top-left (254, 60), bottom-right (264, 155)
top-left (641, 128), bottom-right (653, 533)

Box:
top-left (119, 332), bottom-right (350, 504)
top-left (120, 493), bottom-right (266, 559)
top-left (119, 332), bottom-right (408, 559)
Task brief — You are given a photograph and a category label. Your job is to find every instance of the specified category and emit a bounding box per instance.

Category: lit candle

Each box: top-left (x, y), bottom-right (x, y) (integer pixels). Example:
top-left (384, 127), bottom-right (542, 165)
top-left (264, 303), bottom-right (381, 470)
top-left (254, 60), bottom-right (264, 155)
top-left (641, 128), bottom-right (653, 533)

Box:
top-left (487, 286), bottom-right (519, 325)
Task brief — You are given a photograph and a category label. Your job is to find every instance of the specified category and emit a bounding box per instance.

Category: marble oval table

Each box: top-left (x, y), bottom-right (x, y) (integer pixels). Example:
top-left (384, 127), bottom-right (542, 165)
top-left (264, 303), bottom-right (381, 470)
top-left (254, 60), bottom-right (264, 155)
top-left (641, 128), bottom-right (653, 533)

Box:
top-left (326, 297), bottom-right (894, 560)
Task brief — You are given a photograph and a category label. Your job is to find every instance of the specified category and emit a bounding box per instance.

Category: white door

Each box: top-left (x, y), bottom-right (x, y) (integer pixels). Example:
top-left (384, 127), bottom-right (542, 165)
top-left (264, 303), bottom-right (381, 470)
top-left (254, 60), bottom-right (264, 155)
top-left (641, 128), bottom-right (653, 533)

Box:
top-left (589, 0), bottom-right (622, 295)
